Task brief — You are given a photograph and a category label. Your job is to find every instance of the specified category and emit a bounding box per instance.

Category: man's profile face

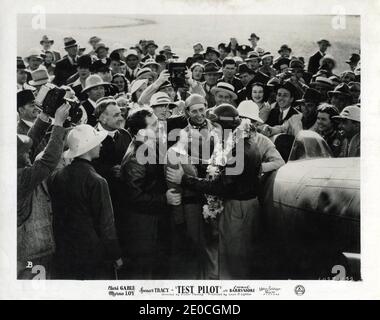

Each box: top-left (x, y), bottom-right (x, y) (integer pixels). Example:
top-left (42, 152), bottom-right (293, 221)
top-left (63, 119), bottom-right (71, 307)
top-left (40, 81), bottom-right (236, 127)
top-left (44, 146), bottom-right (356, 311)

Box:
top-left (19, 102), bottom-right (39, 121)
top-left (339, 118), bottom-right (358, 138)
top-left (101, 104), bottom-right (124, 130)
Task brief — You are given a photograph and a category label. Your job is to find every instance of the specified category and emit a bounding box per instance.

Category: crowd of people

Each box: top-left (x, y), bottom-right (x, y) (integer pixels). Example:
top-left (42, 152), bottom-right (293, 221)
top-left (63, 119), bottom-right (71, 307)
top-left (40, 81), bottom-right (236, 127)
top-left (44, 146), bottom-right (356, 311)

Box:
top-left (17, 32), bottom-right (361, 280)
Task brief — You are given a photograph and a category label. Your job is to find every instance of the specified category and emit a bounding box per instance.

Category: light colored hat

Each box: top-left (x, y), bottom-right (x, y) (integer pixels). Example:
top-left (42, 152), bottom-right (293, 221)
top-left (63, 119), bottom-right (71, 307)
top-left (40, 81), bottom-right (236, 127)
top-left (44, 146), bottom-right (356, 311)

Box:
top-left (245, 51), bottom-right (261, 61)
top-left (136, 67), bottom-right (154, 78)
top-left (130, 79), bottom-right (148, 95)
top-left (332, 105), bottom-right (360, 123)
top-left (143, 59), bottom-right (160, 69)
top-left (125, 49), bottom-right (139, 58)
top-left (261, 52), bottom-right (273, 60)
top-left (309, 76), bottom-right (334, 88)
top-left (210, 82), bottom-right (237, 100)
top-left (40, 35), bottom-right (54, 45)
top-left (28, 68), bottom-right (51, 86)
top-left (25, 48), bottom-right (45, 61)
top-left (64, 124), bottom-right (108, 159)
top-left (94, 42), bottom-right (109, 52)
top-left (237, 100), bottom-right (263, 123)
top-left (150, 92), bottom-right (177, 109)
top-left (81, 74), bottom-right (110, 93)
top-left (89, 36), bottom-right (101, 44)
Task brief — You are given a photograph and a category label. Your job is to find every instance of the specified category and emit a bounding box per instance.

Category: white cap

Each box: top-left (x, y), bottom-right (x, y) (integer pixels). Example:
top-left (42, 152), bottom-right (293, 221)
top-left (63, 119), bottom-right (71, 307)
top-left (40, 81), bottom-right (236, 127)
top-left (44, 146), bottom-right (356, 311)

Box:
top-left (63, 124), bottom-right (108, 158)
top-left (332, 105), bottom-right (360, 123)
top-left (237, 100), bottom-right (264, 123)
top-left (130, 79), bottom-right (148, 95)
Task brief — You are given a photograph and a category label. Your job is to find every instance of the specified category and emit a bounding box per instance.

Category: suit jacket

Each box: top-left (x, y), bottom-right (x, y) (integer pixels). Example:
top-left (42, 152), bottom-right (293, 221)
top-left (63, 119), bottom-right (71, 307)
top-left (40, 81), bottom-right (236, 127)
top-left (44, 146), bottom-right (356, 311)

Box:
top-left (265, 104), bottom-right (299, 126)
top-left (48, 158), bottom-right (121, 279)
top-left (307, 51), bottom-right (324, 75)
top-left (125, 68), bottom-right (139, 83)
top-left (53, 56), bottom-right (78, 86)
top-left (202, 82), bottom-right (216, 108)
top-left (81, 99), bottom-right (97, 127)
top-left (17, 120), bottom-right (31, 135)
top-left (69, 78), bottom-right (87, 102)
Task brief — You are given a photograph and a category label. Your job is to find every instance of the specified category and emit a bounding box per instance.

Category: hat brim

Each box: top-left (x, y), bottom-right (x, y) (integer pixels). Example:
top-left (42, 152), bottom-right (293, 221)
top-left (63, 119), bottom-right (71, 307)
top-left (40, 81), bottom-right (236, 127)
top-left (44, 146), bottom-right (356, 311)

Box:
top-left (248, 37), bottom-right (260, 41)
top-left (210, 87), bottom-right (237, 100)
top-left (29, 79), bottom-right (50, 86)
top-left (151, 102), bottom-right (177, 110)
top-left (81, 82), bottom-right (110, 93)
top-left (327, 91), bottom-right (352, 98)
top-left (40, 40), bottom-right (54, 45)
top-left (309, 82), bottom-right (333, 89)
top-left (64, 44), bottom-right (78, 49)
top-left (95, 47), bottom-right (109, 52)
top-left (240, 114), bottom-right (263, 123)
top-left (63, 130), bottom-right (107, 159)
top-left (331, 115), bottom-right (359, 122)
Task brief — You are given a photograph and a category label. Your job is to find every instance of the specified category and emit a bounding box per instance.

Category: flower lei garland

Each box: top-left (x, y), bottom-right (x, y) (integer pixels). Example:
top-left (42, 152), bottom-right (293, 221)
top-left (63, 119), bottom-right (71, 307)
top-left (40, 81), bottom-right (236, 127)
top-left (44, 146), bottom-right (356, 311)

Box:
top-left (202, 118), bottom-right (253, 221)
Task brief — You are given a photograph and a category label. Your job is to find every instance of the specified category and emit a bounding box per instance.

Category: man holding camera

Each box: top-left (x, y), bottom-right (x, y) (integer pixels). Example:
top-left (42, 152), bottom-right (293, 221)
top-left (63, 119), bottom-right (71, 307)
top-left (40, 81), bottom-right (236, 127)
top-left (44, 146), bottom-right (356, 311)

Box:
top-left (17, 100), bottom-right (70, 279)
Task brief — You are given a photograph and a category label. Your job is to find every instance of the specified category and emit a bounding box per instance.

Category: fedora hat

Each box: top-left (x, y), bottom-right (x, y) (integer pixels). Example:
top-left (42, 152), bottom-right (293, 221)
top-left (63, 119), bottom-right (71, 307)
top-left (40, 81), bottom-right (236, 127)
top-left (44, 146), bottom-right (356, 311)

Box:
top-left (211, 82), bottom-right (237, 100)
top-left (332, 105), bottom-right (360, 123)
top-left (345, 53), bottom-right (360, 64)
top-left (278, 44), bottom-right (292, 54)
top-left (309, 76), bottom-right (334, 89)
top-left (88, 36), bottom-right (101, 44)
top-left (317, 39), bottom-right (331, 46)
top-left (289, 58), bottom-right (304, 69)
top-left (63, 37), bottom-right (78, 49)
top-left (248, 33), bottom-right (260, 41)
top-left (150, 92), bottom-right (177, 109)
top-left (277, 80), bottom-right (298, 98)
top-left (245, 51), bottom-right (261, 61)
top-left (130, 79), bottom-right (148, 95)
top-left (327, 83), bottom-right (352, 99)
top-left (296, 88), bottom-right (323, 104)
top-left (252, 72), bottom-right (270, 84)
top-left (94, 42), bottom-right (109, 53)
top-left (40, 35), bottom-right (54, 45)
top-left (25, 48), bottom-right (45, 62)
top-left (136, 67), bottom-right (154, 79)
top-left (91, 59), bottom-right (111, 73)
top-left (145, 40), bottom-right (158, 49)
top-left (143, 59), bottom-right (160, 69)
top-left (81, 74), bottom-right (110, 93)
top-left (63, 124), bottom-right (108, 159)
top-left (125, 49), bottom-right (139, 59)
top-left (238, 100), bottom-right (263, 123)
top-left (203, 62), bottom-right (221, 74)
top-left (17, 90), bottom-right (35, 110)
top-left (273, 57), bottom-right (291, 71)
top-left (77, 54), bottom-right (92, 69)
top-left (29, 68), bottom-right (52, 86)
top-left (236, 63), bottom-right (254, 76)
top-left (204, 47), bottom-right (220, 58)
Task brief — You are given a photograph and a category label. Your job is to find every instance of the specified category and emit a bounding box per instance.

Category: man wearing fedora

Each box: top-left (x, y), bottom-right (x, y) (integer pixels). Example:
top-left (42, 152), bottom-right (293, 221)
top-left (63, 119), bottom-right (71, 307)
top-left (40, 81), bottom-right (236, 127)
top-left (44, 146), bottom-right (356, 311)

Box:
top-left (248, 33), bottom-right (260, 51)
top-left (275, 44), bottom-right (292, 62)
top-left (28, 68), bottom-right (52, 94)
top-left (202, 62), bottom-right (221, 108)
top-left (327, 83), bottom-right (354, 112)
top-left (309, 76), bottom-right (334, 102)
top-left (120, 108), bottom-right (181, 279)
top-left (53, 37), bottom-right (80, 86)
top-left (211, 82), bottom-right (237, 108)
top-left (24, 48), bottom-right (46, 83)
top-left (245, 51), bottom-right (262, 74)
top-left (332, 105), bottom-right (360, 157)
top-left (17, 57), bottom-right (36, 92)
top-left (218, 58), bottom-right (243, 95)
top-left (316, 103), bottom-right (342, 157)
top-left (259, 52), bottom-right (277, 78)
top-left (264, 87), bottom-right (322, 138)
top-left (124, 49), bottom-right (141, 83)
top-left (68, 54), bottom-right (92, 102)
top-left (40, 35), bottom-right (61, 62)
top-left (307, 39), bottom-right (331, 76)
top-left (48, 124), bottom-right (123, 279)
top-left (265, 81), bottom-right (300, 127)
top-left (94, 42), bottom-right (110, 65)
top-left (17, 102), bottom-right (70, 279)
top-left (141, 40), bottom-right (158, 63)
top-left (17, 90), bottom-right (40, 135)
top-left (80, 74), bottom-right (110, 126)
top-left (167, 103), bottom-right (262, 279)
top-left (204, 47), bottom-right (222, 67)
top-left (88, 36), bottom-right (102, 57)
top-left (346, 53), bottom-right (360, 72)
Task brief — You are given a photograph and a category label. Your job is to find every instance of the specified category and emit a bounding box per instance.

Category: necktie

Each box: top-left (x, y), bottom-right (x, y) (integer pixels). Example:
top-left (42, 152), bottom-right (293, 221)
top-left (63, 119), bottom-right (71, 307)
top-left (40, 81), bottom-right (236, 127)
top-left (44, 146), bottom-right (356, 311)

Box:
top-left (279, 109), bottom-right (284, 124)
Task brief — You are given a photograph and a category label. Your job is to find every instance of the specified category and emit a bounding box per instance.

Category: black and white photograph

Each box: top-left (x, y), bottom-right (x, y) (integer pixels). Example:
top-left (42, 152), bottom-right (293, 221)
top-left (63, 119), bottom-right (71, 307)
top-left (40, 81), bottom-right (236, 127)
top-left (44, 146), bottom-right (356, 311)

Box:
top-left (1, 0), bottom-right (380, 300)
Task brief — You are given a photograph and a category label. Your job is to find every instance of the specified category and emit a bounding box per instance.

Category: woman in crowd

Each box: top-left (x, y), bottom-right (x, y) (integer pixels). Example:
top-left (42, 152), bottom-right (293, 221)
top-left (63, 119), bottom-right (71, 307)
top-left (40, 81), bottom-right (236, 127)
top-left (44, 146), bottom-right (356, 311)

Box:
top-left (245, 81), bottom-right (271, 123)
top-left (112, 73), bottom-right (129, 94)
top-left (190, 63), bottom-right (205, 82)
